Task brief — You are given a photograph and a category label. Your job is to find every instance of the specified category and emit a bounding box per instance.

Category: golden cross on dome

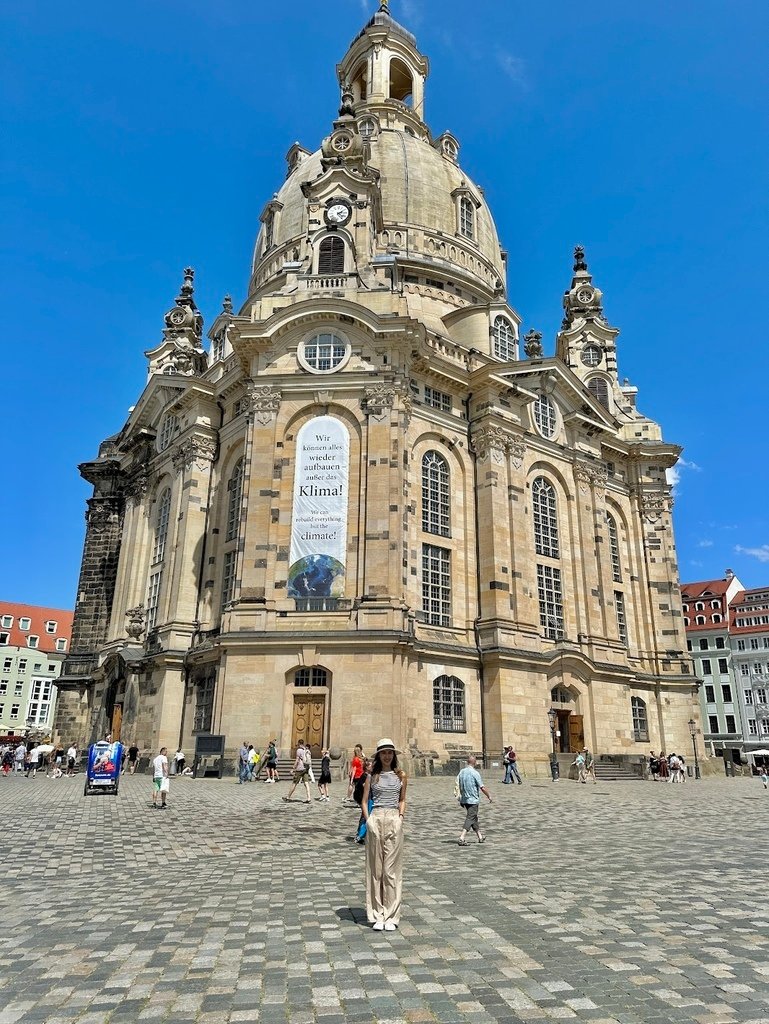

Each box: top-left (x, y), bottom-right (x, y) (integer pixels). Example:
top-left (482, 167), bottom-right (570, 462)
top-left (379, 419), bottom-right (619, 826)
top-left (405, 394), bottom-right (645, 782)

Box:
top-left (379, 0), bottom-right (390, 11)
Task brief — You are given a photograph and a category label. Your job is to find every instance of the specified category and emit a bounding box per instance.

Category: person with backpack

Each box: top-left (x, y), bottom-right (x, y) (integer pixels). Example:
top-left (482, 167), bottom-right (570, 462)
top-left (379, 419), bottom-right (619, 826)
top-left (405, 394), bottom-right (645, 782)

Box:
top-left (261, 739), bottom-right (279, 783)
top-left (282, 741), bottom-right (312, 803)
top-left (648, 751), bottom-right (660, 781)
top-left (303, 743), bottom-right (315, 784)
top-left (354, 758), bottom-right (374, 843)
top-left (668, 752), bottom-right (681, 783)
top-left (505, 746), bottom-right (523, 785)
top-left (573, 750), bottom-right (587, 783)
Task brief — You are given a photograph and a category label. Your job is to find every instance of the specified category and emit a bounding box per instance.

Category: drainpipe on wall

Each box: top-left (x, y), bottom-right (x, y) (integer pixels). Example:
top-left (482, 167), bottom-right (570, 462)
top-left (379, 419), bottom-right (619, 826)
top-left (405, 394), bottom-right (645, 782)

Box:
top-left (467, 391), bottom-right (488, 767)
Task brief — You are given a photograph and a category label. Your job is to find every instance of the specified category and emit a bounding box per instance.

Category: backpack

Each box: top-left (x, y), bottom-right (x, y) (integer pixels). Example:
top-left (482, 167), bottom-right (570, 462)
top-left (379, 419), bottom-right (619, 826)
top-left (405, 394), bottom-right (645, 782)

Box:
top-left (453, 774), bottom-right (461, 803)
top-left (303, 746), bottom-right (312, 767)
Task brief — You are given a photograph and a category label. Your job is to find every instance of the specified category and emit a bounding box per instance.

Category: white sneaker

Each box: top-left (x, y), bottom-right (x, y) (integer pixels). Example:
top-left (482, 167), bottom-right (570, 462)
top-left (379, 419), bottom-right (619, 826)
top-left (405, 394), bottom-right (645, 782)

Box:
top-left (372, 921), bottom-right (385, 931)
top-left (384, 921), bottom-right (397, 931)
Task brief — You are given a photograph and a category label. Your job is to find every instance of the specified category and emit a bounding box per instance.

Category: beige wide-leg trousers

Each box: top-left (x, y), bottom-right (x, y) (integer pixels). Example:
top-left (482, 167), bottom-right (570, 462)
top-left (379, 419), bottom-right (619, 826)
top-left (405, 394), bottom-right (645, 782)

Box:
top-left (365, 808), bottom-right (403, 925)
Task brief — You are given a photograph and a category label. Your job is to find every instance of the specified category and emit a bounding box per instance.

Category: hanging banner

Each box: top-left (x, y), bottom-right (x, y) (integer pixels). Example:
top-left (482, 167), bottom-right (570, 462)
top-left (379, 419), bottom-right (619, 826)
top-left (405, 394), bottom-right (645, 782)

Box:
top-left (288, 416), bottom-right (349, 599)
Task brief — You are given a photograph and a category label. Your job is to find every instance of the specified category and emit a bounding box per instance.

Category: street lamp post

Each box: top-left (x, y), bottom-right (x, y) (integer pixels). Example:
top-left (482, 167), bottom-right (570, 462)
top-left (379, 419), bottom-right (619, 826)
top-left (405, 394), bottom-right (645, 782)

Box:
top-left (547, 707), bottom-right (560, 782)
top-left (688, 718), bottom-right (701, 779)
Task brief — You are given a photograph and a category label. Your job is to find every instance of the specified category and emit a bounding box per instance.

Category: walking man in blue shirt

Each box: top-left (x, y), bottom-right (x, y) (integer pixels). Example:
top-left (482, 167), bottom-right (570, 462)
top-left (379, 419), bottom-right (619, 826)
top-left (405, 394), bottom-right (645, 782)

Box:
top-left (457, 754), bottom-right (492, 846)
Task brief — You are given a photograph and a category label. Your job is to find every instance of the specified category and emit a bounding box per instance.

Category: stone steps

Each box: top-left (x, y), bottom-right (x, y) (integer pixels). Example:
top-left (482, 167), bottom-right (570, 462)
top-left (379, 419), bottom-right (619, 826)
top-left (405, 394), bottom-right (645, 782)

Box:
top-left (593, 760), bottom-right (642, 781)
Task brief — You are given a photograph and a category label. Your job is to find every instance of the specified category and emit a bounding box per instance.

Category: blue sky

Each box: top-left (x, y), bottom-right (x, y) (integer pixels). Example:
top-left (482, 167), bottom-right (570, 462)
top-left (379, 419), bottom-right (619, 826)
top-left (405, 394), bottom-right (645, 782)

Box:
top-left (2, 0), bottom-right (768, 608)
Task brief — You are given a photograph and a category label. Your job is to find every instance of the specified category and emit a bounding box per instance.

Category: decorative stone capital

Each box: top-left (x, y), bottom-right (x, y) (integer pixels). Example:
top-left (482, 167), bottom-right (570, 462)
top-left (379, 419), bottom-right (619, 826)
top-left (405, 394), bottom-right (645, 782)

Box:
top-left (172, 437), bottom-right (217, 473)
top-left (86, 497), bottom-right (121, 534)
top-left (471, 426), bottom-right (507, 464)
top-left (363, 381), bottom-right (411, 420)
top-left (246, 383), bottom-right (282, 425)
top-left (574, 460), bottom-right (608, 496)
top-left (124, 470), bottom-right (152, 504)
top-left (639, 493), bottom-right (673, 524)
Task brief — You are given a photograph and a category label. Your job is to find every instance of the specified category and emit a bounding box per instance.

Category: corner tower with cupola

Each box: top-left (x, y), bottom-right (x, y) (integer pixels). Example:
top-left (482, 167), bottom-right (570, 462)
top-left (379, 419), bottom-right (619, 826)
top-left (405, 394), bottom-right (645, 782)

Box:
top-left (55, 2), bottom-right (701, 777)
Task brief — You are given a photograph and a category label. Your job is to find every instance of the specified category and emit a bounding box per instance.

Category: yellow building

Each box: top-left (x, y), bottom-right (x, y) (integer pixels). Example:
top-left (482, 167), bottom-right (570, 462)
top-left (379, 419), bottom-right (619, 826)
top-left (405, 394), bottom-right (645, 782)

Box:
top-left (55, 3), bottom-right (699, 776)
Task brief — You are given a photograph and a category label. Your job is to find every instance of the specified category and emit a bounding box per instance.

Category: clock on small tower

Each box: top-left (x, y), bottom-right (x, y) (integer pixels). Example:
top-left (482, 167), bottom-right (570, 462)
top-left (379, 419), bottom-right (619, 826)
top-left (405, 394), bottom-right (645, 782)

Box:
top-left (324, 199), bottom-right (352, 227)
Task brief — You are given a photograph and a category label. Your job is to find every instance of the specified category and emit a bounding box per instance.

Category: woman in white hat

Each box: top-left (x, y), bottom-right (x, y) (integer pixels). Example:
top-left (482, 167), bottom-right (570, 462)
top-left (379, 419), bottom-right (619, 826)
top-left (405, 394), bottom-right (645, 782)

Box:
top-left (361, 738), bottom-right (407, 931)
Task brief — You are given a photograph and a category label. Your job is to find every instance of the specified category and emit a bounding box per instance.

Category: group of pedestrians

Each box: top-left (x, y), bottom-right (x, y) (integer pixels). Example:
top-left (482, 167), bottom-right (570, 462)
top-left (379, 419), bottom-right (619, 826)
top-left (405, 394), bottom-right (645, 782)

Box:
top-left (237, 739), bottom-right (280, 783)
top-left (573, 748), bottom-right (597, 784)
top-left (648, 750), bottom-right (687, 782)
top-left (0, 741), bottom-right (79, 778)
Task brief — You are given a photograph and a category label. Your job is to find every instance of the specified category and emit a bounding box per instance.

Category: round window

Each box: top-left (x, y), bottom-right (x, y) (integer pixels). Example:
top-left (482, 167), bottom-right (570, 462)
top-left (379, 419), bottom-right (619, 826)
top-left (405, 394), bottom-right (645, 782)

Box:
top-left (533, 394), bottom-right (557, 439)
top-left (298, 331), bottom-right (350, 375)
top-left (581, 344), bottom-right (602, 367)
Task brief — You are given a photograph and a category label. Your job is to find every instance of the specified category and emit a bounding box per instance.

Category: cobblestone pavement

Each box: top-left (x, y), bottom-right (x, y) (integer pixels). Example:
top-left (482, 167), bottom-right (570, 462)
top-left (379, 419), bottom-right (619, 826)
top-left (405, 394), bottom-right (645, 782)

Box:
top-left (2, 771), bottom-right (769, 1024)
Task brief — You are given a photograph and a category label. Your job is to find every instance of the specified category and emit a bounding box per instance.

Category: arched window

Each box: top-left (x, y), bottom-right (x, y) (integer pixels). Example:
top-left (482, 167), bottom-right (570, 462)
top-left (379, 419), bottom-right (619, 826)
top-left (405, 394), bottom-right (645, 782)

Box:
top-left (294, 667), bottom-right (328, 688)
top-left (684, 617), bottom-right (690, 627)
top-left (696, 615), bottom-right (706, 625)
top-left (317, 235), bottom-right (345, 275)
top-left (459, 197), bottom-right (474, 240)
top-left (157, 414), bottom-right (179, 453)
top-left (532, 477), bottom-right (559, 558)
top-left (153, 488), bottom-right (172, 564)
top-left (631, 697), bottom-right (649, 741)
top-left (588, 377), bottom-right (610, 408)
top-left (534, 394), bottom-right (557, 438)
top-left (422, 451), bottom-right (450, 537)
top-left (389, 58), bottom-right (413, 104)
top-left (226, 458), bottom-right (244, 542)
top-left (606, 512), bottom-right (621, 582)
top-left (712, 613), bottom-right (723, 623)
top-left (264, 211), bottom-right (274, 251)
top-left (433, 675), bottom-right (465, 732)
top-left (695, 602), bottom-right (704, 611)
top-left (711, 599), bottom-right (721, 609)
top-left (492, 316), bottom-right (515, 360)
top-left (551, 686), bottom-right (572, 704)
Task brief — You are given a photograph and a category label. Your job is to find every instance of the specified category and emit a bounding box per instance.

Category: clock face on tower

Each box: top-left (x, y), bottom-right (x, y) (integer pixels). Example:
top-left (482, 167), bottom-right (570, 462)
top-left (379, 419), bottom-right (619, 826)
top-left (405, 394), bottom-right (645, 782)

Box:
top-left (581, 344), bottom-right (602, 367)
top-left (325, 200), bottom-right (352, 227)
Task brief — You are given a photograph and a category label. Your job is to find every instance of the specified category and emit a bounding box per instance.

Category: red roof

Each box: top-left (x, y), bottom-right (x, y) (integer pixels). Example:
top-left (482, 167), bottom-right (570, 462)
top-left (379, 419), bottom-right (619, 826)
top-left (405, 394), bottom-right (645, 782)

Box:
top-left (0, 602), bottom-right (73, 654)
top-left (680, 578), bottom-right (731, 633)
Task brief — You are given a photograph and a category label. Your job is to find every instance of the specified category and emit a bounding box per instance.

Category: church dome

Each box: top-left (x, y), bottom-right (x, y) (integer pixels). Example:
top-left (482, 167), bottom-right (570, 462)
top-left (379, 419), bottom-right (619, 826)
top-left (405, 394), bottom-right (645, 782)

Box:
top-left (251, 130), bottom-right (505, 296)
top-left (249, 3), bottom-right (506, 302)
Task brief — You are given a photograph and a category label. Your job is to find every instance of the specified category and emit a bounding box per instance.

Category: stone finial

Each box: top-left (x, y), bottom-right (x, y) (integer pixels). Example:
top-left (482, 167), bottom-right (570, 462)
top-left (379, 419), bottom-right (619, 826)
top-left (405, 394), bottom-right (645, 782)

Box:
top-left (176, 267), bottom-right (195, 307)
top-left (379, 0), bottom-right (390, 11)
top-left (339, 84), bottom-right (355, 118)
top-left (573, 246), bottom-right (588, 273)
top-left (126, 605), bottom-right (146, 640)
top-left (222, 294), bottom-right (233, 315)
top-left (523, 329), bottom-right (544, 359)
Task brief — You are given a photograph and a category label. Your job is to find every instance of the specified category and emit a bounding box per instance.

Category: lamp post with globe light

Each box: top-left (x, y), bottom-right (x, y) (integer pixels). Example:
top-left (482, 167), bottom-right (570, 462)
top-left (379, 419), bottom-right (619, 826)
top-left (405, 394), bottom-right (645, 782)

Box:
top-left (547, 707), bottom-right (560, 781)
top-left (688, 718), bottom-right (701, 779)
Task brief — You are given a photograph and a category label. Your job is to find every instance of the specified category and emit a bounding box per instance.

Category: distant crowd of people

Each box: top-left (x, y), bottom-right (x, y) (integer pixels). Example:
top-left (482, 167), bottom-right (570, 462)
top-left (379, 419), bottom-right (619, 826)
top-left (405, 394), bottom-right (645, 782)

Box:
top-left (648, 750), bottom-right (688, 782)
top-left (1, 741), bottom-right (79, 778)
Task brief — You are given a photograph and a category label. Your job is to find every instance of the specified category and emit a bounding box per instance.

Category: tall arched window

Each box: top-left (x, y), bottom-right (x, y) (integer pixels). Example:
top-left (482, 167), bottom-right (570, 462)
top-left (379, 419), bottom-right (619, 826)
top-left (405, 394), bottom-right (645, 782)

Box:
top-left (459, 197), bottom-right (474, 240)
top-left (226, 458), bottom-right (244, 542)
top-left (433, 675), bottom-right (465, 732)
top-left (588, 377), bottom-right (610, 408)
top-left (317, 235), bottom-right (345, 275)
top-left (606, 512), bottom-right (621, 582)
top-left (532, 477), bottom-right (559, 558)
top-left (389, 57), bottom-right (413, 104)
top-left (533, 394), bottom-right (557, 438)
top-left (631, 696), bottom-right (649, 742)
top-left (492, 316), bottom-right (515, 360)
top-left (422, 451), bottom-right (450, 537)
top-left (152, 488), bottom-right (172, 564)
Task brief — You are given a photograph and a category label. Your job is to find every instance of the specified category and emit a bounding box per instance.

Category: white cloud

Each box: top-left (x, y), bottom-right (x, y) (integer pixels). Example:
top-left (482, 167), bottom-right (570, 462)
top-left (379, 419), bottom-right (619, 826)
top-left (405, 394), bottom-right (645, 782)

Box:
top-left (666, 467), bottom-right (680, 489)
top-left (697, 539), bottom-right (714, 548)
top-left (679, 457), bottom-right (703, 472)
top-left (497, 51), bottom-right (527, 86)
top-left (735, 545), bottom-right (769, 563)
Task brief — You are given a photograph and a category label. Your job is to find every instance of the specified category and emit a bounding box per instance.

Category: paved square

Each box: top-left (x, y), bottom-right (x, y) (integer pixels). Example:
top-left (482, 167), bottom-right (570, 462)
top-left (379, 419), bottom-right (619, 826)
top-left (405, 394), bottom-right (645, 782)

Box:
top-left (2, 771), bottom-right (768, 1024)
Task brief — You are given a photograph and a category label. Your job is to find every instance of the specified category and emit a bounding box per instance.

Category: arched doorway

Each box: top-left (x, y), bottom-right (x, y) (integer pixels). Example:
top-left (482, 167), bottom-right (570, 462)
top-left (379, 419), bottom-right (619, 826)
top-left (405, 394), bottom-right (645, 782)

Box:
top-left (550, 685), bottom-right (584, 753)
top-left (290, 667), bottom-right (329, 757)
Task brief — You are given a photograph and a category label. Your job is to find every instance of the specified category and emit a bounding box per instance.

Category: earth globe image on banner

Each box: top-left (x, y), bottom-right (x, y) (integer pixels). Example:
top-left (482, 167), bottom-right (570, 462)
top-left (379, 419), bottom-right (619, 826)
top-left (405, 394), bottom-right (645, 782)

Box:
top-left (287, 554), bottom-right (345, 598)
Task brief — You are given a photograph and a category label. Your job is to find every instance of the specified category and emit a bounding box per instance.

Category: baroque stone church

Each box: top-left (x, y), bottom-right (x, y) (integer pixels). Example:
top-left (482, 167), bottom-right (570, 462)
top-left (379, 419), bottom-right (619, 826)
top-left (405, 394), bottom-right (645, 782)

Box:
top-left (55, 1), bottom-right (699, 775)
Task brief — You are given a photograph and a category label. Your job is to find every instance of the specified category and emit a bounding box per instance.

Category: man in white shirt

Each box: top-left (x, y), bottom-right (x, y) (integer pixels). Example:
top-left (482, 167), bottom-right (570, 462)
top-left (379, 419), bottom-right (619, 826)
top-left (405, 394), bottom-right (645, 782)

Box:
top-left (152, 746), bottom-right (169, 809)
top-left (66, 745), bottom-right (77, 776)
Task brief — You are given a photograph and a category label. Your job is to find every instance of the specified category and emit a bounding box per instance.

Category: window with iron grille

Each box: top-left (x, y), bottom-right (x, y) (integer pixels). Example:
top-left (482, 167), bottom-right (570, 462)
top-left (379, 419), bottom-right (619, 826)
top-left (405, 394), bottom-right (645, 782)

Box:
top-left (294, 667), bottom-right (328, 688)
top-left (532, 477), bottom-right (559, 558)
top-left (317, 235), bottom-right (345, 275)
top-left (423, 386), bottom-right (452, 411)
top-left (193, 673), bottom-right (215, 732)
top-left (537, 564), bottom-right (564, 640)
top-left (588, 377), bottom-right (610, 408)
top-left (221, 551), bottom-right (237, 611)
top-left (433, 675), bottom-right (465, 732)
top-left (459, 197), bottom-right (474, 240)
top-left (226, 458), bottom-right (244, 542)
top-left (146, 570), bottom-right (162, 631)
top-left (615, 591), bottom-right (628, 646)
top-left (422, 544), bottom-right (451, 627)
top-left (631, 696), bottom-right (648, 741)
top-left (422, 451), bottom-right (450, 537)
top-left (158, 414), bottom-right (179, 453)
top-left (153, 488), bottom-right (172, 564)
top-left (533, 394), bottom-right (557, 438)
top-left (606, 512), bottom-right (621, 582)
top-left (492, 316), bottom-right (516, 360)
